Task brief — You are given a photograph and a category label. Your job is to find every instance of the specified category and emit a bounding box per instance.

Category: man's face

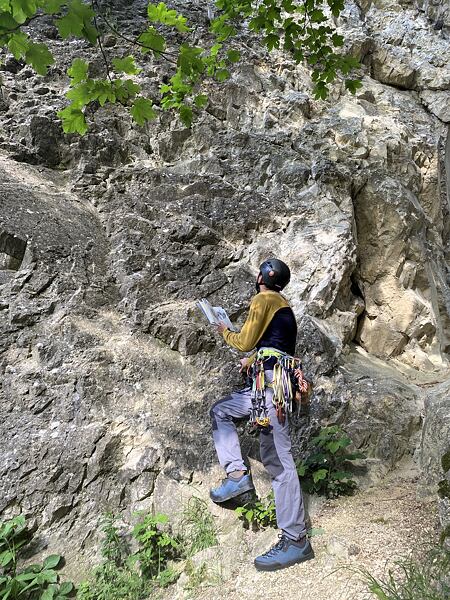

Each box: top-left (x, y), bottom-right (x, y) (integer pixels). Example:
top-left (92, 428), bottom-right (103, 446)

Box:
top-left (255, 272), bottom-right (263, 293)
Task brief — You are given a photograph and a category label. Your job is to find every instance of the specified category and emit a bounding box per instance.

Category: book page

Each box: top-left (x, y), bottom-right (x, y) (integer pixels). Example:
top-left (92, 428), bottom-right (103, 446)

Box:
top-left (196, 299), bottom-right (236, 331)
top-left (212, 306), bottom-right (236, 331)
top-left (196, 299), bottom-right (217, 324)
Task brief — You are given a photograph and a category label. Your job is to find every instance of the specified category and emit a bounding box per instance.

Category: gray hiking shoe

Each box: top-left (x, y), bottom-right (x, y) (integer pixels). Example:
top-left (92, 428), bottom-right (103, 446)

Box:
top-left (254, 534), bottom-right (314, 571)
top-left (210, 474), bottom-right (255, 503)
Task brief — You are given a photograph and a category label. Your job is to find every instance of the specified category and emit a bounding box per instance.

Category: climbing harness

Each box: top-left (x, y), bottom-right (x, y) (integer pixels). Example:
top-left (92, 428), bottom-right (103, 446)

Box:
top-left (247, 348), bottom-right (310, 433)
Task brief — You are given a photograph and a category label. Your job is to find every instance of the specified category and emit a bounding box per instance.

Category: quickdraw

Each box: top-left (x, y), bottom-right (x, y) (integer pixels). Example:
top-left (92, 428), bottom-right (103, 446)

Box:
top-left (248, 359), bottom-right (271, 435)
top-left (248, 348), bottom-right (310, 430)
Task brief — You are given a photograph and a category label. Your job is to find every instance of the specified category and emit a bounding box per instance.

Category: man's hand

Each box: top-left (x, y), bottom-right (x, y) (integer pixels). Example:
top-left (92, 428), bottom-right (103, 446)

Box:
top-left (215, 322), bottom-right (228, 334)
top-left (239, 357), bottom-right (251, 372)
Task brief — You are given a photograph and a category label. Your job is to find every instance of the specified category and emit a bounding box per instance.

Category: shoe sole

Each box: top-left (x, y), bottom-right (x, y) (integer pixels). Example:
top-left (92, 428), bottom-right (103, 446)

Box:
top-left (210, 482), bottom-right (255, 503)
top-left (254, 550), bottom-right (315, 572)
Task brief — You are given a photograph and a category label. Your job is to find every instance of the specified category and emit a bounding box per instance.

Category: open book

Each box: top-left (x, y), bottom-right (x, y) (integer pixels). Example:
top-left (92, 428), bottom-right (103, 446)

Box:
top-left (197, 298), bottom-right (236, 331)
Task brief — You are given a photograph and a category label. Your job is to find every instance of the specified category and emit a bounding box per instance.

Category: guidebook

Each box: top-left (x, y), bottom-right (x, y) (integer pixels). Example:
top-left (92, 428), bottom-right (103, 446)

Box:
top-left (197, 298), bottom-right (236, 331)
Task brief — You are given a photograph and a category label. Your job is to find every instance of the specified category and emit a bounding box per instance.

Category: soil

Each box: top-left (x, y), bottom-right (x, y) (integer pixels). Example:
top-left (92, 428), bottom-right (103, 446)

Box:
top-left (187, 467), bottom-right (440, 600)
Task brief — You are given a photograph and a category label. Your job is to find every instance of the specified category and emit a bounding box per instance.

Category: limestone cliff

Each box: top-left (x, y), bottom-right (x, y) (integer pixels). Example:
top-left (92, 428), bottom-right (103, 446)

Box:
top-left (0, 0), bottom-right (449, 576)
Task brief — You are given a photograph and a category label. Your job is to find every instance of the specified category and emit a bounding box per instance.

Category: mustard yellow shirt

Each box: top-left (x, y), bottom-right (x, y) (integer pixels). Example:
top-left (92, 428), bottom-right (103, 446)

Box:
top-left (222, 291), bottom-right (290, 352)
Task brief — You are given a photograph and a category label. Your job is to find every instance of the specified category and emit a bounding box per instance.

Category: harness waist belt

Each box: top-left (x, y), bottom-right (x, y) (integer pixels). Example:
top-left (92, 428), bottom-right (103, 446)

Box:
top-left (256, 347), bottom-right (291, 361)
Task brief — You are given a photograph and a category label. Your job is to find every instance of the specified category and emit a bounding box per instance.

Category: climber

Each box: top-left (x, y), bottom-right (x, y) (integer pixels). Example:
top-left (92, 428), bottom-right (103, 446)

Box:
top-left (209, 258), bottom-right (314, 572)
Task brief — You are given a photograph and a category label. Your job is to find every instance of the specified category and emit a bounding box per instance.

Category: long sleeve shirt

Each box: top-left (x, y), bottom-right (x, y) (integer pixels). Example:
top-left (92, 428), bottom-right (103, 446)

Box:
top-left (222, 290), bottom-right (297, 355)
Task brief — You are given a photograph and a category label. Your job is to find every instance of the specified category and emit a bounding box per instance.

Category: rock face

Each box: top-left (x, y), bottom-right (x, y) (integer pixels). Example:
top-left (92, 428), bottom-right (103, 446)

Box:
top-left (420, 380), bottom-right (450, 544)
top-left (0, 0), bottom-right (449, 576)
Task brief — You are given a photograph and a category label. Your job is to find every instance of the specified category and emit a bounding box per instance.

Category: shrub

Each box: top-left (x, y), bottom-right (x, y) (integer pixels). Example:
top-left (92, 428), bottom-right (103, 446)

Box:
top-left (0, 515), bottom-right (74, 600)
top-left (235, 492), bottom-right (277, 530)
top-left (77, 512), bottom-right (179, 600)
top-left (296, 425), bottom-right (364, 498)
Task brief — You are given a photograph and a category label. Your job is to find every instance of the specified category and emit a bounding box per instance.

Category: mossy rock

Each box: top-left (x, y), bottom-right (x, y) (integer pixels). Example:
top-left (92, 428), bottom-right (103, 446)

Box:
top-left (438, 479), bottom-right (450, 499)
top-left (441, 450), bottom-right (450, 474)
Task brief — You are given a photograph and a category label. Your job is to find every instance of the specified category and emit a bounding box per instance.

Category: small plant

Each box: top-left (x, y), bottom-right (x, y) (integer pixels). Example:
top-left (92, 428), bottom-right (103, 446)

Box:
top-left (359, 545), bottom-right (450, 600)
top-left (296, 425), bottom-right (364, 498)
top-left (129, 512), bottom-right (179, 582)
top-left (0, 515), bottom-right (74, 600)
top-left (235, 491), bottom-right (277, 530)
top-left (78, 511), bottom-right (179, 600)
top-left (180, 497), bottom-right (218, 557)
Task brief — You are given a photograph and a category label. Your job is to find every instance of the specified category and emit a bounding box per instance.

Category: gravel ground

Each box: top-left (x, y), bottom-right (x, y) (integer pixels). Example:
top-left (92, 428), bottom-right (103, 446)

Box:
top-left (182, 468), bottom-right (440, 600)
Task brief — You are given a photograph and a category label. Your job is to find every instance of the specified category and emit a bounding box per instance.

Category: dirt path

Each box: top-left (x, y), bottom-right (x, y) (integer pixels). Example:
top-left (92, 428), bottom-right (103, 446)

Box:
top-left (185, 469), bottom-right (439, 600)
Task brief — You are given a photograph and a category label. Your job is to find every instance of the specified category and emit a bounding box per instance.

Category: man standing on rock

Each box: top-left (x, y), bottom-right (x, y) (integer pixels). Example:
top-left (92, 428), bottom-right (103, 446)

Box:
top-left (209, 258), bottom-right (314, 571)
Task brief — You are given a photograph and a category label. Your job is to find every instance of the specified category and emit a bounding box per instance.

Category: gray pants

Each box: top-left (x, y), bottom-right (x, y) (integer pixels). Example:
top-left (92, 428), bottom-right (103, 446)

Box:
top-left (209, 371), bottom-right (307, 540)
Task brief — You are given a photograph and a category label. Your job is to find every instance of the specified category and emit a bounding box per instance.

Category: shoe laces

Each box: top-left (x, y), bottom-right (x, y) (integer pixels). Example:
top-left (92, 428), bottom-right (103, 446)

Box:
top-left (261, 534), bottom-right (289, 557)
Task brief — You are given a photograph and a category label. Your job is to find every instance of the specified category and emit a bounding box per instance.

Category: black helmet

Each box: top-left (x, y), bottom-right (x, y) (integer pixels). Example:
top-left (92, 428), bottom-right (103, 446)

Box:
top-left (259, 258), bottom-right (291, 291)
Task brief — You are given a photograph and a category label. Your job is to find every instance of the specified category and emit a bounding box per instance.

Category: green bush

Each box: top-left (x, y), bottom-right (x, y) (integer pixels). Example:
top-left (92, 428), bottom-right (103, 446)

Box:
top-left (296, 425), bottom-right (364, 498)
top-left (129, 512), bottom-right (179, 581)
top-left (360, 545), bottom-right (450, 600)
top-left (180, 497), bottom-right (218, 557)
top-left (235, 492), bottom-right (277, 530)
top-left (77, 512), bottom-right (179, 600)
top-left (0, 515), bottom-right (74, 600)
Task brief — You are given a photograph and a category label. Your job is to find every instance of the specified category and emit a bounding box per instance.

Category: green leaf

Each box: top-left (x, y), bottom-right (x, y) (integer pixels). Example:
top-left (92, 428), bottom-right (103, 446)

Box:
top-left (209, 43), bottom-right (222, 57)
top-left (91, 80), bottom-right (115, 106)
top-left (226, 49), bottom-right (240, 63)
top-left (130, 97), bottom-right (156, 125)
top-left (112, 55), bottom-right (140, 75)
top-left (194, 94), bottom-right (207, 108)
top-left (43, 0), bottom-right (65, 14)
top-left (56, 0), bottom-right (96, 43)
top-left (57, 105), bottom-right (88, 134)
top-left (0, 550), bottom-right (13, 567)
top-left (67, 57), bottom-right (88, 84)
top-left (7, 31), bottom-right (29, 59)
top-left (114, 78), bottom-right (140, 102)
top-left (313, 80), bottom-right (328, 100)
top-left (25, 42), bottom-right (54, 74)
top-left (296, 463), bottom-right (306, 477)
top-left (345, 79), bottom-right (363, 94)
top-left (313, 469), bottom-right (328, 483)
top-left (215, 68), bottom-right (230, 82)
top-left (331, 33), bottom-right (344, 47)
top-left (369, 584), bottom-right (390, 600)
top-left (11, 0), bottom-right (36, 24)
top-left (138, 26), bottom-right (165, 54)
top-left (57, 13), bottom-right (80, 38)
top-left (245, 510), bottom-right (254, 522)
top-left (327, 441), bottom-right (342, 454)
top-left (41, 587), bottom-right (55, 600)
top-left (43, 554), bottom-right (61, 569)
top-left (147, 2), bottom-right (189, 32)
top-left (264, 33), bottom-right (279, 51)
top-left (178, 43), bottom-right (204, 77)
top-left (14, 571), bottom-right (39, 581)
top-left (0, 11), bottom-right (18, 29)
top-left (178, 104), bottom-right (193, 127)
top-left (58, 582), bottom-right (74, 595)
top-left (66, 82), bottom-right (93, 107)
top-left (0, 0), bottom-right (11, 11)
top-left (309, 8), bottom-right (326, 22)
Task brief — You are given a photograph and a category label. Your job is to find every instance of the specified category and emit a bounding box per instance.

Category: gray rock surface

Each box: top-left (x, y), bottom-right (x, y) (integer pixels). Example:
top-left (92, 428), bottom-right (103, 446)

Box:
top-left (420, 379), bottom-right (450, 541)
top-left (0, 0), bottom-right (449, 577)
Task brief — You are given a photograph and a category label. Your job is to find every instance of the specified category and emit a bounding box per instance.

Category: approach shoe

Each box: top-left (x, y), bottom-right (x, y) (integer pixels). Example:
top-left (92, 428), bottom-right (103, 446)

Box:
top-left (254, 534), bottom-right (314, 572)
top-left (209, 473), bottom-right (255, 503)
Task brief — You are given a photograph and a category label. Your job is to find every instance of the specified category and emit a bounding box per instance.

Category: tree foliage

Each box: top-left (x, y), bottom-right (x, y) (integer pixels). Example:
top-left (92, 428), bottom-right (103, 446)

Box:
top-left (0, 0), bottom-right (362, 134)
